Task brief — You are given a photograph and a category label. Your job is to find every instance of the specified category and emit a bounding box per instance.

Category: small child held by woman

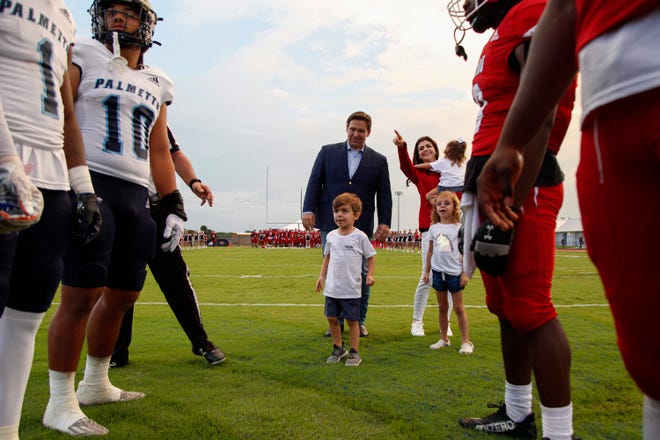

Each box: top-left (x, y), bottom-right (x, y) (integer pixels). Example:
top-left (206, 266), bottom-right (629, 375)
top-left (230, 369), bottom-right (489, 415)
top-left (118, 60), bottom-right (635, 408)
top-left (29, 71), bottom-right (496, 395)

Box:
top-left (423, 191), bottom-right (473, 354)
top-left (417, 139), bottom-right (467, 198)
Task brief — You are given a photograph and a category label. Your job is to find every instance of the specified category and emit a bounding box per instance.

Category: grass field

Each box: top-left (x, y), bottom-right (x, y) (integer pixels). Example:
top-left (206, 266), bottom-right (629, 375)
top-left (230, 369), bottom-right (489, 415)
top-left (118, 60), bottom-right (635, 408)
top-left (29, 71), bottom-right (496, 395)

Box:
top-left (20, 247), bottom-right (641, 439)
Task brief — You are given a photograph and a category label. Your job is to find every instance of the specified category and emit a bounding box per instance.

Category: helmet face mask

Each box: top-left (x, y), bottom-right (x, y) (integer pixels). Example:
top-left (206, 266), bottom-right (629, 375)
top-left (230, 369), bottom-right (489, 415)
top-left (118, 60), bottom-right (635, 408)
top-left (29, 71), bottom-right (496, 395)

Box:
top-left (447, 0), bottom-right (492, 34)
top-left (89, 0), bottom-right (159, 49)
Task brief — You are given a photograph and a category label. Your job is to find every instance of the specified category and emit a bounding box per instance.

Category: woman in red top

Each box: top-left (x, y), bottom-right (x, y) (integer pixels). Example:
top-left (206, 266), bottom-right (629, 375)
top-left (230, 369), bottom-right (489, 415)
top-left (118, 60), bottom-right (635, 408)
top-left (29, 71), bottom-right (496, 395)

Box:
top-left (393, 130), bottom-right (452, 337)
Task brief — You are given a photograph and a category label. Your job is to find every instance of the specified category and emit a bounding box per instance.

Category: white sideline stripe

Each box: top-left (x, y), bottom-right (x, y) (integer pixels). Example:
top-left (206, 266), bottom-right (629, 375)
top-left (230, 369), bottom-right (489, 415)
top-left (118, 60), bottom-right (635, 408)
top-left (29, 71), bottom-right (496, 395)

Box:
top-left (133, 302), bottom-right (609, 309)
top-left (194, 273), bottom-right (600, 279)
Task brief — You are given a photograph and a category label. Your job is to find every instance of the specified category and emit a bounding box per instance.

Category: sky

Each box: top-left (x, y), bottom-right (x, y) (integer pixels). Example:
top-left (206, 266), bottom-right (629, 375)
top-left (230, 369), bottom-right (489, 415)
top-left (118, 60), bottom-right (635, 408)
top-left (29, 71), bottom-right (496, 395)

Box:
top-left (70, 0), bottom-right (583, 232)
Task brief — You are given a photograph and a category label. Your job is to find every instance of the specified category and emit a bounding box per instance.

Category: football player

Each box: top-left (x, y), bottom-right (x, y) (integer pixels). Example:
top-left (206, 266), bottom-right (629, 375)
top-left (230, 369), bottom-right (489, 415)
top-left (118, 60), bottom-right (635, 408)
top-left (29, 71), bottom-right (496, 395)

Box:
top-left (0, 0), bottom-right (103, 438)
top-left (111, 127), bottom-right (226, 368)
top-left (446, 0), bottom-right (579, 438)
top-left (43, 0), bottom-right (184, 436)
top-left (476, 1), bottom-right (660, 438)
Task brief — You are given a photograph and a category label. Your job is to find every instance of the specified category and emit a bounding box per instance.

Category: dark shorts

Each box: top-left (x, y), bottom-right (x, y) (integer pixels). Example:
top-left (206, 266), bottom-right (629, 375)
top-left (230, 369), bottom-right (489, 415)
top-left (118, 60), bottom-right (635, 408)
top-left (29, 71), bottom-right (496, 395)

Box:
top-left (62, 172), bottom-right (156, 291)
top-left (1, 189), bottom-right (71, 313)
top-left (324, 296), bottom-right (360, 322)
top-left (432, 270), bottom-right (462, 294)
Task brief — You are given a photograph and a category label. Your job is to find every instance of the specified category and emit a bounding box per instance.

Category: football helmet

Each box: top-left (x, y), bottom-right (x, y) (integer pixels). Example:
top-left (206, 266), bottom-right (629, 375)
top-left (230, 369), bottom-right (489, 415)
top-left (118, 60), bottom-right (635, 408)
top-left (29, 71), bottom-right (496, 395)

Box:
top-left (447, 0), bottom-right (520, 60)
top-left (89, 0), bottom-right (160, 49)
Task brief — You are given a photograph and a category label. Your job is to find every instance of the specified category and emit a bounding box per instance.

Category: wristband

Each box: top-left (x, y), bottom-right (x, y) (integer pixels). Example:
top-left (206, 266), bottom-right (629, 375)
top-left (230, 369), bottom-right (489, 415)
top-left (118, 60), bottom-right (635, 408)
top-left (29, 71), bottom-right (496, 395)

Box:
top-left (69, 165), bottom-right (95, 195)
top-left (188, 178), bottom-right (201, 189)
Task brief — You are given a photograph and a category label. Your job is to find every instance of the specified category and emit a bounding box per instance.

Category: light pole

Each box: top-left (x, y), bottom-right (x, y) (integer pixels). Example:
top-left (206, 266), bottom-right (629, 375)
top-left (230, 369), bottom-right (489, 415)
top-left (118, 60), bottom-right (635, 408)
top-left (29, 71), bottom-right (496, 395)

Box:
top-left (395, 191), bottom-right (403, 232)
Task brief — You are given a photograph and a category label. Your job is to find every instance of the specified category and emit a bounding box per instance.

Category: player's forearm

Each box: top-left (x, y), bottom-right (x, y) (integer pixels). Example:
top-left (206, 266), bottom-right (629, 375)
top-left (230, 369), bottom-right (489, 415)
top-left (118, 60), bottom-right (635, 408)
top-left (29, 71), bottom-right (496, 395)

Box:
top-left (172, 150), bottom-right (197, 184)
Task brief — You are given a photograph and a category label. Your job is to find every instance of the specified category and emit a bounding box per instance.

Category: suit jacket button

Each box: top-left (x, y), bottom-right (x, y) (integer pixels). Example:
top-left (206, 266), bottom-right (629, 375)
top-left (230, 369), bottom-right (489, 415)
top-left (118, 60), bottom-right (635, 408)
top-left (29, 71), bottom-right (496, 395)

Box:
top-left (348, 181), bottom-right (352, 185)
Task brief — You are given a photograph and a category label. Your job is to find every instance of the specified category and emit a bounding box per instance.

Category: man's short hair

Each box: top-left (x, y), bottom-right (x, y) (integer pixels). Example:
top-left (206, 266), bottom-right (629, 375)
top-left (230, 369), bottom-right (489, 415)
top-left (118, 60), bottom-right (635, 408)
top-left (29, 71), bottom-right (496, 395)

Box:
top-left (346, 111), bottom-right (372, 131)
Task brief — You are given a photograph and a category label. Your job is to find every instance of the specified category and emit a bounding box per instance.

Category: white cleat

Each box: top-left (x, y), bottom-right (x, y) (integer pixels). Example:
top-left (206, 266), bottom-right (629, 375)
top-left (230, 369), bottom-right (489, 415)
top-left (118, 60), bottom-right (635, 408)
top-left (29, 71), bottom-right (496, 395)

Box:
top-left (76, 381), bottom-right (145, 407)
top-left (43, 402), bottom-right (108, 436)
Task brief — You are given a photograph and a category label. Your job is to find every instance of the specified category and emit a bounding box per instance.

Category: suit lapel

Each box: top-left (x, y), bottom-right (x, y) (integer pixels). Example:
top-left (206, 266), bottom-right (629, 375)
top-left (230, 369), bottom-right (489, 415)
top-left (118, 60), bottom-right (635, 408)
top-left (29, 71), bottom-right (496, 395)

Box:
top-left (340, 142), bottom-right (350, 179)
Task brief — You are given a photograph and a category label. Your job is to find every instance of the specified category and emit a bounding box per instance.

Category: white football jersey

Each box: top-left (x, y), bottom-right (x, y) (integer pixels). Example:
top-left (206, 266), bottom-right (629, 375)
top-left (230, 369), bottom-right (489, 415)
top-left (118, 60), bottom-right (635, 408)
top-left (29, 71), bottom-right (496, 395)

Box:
top-left (72, 38), bottom-right (174, 188)
top-left (0, 0), bottom-right (76, 190)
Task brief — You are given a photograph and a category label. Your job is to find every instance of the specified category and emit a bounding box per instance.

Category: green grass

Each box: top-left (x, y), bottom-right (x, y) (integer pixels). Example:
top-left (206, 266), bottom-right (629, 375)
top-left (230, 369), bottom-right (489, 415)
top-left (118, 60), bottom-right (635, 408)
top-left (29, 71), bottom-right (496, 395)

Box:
top-left (20, 247), bottom-right (641, 439)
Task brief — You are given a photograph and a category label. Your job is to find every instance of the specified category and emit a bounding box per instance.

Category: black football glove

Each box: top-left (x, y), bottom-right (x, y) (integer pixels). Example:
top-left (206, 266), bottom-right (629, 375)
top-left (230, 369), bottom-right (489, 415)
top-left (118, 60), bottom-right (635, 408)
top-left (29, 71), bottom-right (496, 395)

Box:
top-left (471, 219), bottom-right (515, 276)
top-left (160, 190), bottom-right (187, 252)
top-left (72, 193), bottom-right (102, 245)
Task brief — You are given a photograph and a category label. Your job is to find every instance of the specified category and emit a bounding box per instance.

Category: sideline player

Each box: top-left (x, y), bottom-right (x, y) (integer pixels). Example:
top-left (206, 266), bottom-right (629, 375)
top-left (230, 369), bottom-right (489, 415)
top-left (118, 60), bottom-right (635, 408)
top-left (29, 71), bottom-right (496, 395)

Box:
top-left (446, 0), bottom-right (578, 438)
top-left (112, 127), bottom-right (226, 367)
top-left (475, 1), bottom-right (660, 438)
top-left (0, 1), bottom-right (101, 437)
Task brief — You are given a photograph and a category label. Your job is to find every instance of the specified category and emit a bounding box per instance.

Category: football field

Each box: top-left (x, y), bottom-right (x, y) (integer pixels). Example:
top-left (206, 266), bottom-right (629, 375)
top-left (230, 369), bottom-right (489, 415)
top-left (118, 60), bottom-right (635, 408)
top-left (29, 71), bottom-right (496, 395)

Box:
top-left (22, 247), bottom-right (641, 439)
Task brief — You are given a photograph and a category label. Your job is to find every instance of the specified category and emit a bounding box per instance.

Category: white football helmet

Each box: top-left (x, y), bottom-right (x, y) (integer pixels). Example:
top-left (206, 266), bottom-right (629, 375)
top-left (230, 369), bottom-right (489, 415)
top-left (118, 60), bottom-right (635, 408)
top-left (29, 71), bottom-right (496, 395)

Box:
top-left (89, 0), bottom-right (160, 49)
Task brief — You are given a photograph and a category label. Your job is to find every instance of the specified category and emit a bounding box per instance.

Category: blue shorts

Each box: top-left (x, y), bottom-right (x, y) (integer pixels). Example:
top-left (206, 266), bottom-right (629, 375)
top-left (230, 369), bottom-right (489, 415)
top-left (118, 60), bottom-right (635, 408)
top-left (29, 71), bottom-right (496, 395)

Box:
top-left (324, 296), bottom-right (360, 322)
top-left (432, 270), bottom-right (462, 294)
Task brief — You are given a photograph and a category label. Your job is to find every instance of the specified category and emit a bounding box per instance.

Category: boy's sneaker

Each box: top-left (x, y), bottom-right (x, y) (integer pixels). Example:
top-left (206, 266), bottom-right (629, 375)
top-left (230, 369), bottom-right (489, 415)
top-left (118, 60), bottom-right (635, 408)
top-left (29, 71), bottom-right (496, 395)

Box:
top-left (429, 339), bottom-right (451, 349)
top-left (411, 320), bottom-right (425, 336)
top-left (326, 344), bottom-right (348, 363)
top-left (459, 403), bottom-right (537, 438)
top-left (459, 342), bottom-right (474, 354)
top-left (345, 349), bottom-right (361, 367)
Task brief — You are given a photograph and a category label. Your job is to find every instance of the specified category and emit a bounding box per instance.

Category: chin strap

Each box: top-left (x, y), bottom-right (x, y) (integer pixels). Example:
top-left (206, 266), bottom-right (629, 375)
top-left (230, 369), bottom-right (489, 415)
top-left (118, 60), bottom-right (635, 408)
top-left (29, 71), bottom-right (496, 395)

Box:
top-left (453, 28), bottom-right (468, 61)
top-left (108, 31), bottom-right (128, 73)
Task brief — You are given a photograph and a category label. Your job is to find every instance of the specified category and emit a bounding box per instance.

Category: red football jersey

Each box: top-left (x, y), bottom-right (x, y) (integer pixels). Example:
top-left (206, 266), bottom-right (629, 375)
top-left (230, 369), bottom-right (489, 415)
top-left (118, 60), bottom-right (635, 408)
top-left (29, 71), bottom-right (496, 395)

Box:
top-left (576, 0), bottom-right (658, 52)
top-left (471, 0), bottom-right (575, 156)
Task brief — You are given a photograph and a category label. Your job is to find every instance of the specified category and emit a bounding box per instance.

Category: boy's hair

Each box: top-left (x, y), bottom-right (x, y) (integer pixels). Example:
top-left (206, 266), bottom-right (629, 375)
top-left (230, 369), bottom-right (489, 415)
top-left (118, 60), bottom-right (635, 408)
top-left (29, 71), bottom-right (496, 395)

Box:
top-left (445, 139), bottom-right (468, 167)
top-left (430, 191), bottom-right (461, 224)
top-left (333, 192), bottom-right (362, 214)
top-left (346, 111), bottom-right (372, 131)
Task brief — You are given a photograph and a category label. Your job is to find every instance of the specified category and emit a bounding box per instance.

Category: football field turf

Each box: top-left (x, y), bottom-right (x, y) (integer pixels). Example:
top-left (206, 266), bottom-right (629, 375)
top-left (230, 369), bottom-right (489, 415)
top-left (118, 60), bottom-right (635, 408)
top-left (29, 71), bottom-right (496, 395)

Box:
top-left (21, 247), bottom-right (641, 439)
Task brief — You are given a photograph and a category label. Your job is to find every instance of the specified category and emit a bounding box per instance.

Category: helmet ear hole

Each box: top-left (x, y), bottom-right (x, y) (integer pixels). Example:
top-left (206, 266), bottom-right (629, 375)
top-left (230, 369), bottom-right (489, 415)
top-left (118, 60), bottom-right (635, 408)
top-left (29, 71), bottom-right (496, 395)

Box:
top-left (89, 0), bottom-right (159, 49)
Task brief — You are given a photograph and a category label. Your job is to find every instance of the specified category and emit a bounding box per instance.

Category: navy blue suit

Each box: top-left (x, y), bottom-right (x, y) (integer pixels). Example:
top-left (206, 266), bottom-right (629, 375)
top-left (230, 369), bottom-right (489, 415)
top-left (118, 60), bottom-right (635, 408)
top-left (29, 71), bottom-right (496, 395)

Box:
top-left (303, 141), bottom-right (392, 328)
top-left (303, 142), bottom-right (392, 237)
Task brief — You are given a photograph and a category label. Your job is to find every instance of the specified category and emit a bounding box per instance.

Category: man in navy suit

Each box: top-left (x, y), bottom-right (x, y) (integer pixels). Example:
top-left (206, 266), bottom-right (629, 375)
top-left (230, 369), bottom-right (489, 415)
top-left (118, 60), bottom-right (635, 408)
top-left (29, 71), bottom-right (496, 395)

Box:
top-left (302, 111), bottom-right (392, 337)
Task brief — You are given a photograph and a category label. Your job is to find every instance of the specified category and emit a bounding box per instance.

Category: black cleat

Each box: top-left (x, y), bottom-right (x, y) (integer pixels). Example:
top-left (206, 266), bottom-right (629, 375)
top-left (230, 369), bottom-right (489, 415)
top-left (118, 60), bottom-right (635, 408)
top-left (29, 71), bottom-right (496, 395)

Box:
top-left (459, 403), bottom-right (537, 438)
top-left (109, 351), bottom-right (129, 369)
top-left (193, 343), bottom-right (226, 366)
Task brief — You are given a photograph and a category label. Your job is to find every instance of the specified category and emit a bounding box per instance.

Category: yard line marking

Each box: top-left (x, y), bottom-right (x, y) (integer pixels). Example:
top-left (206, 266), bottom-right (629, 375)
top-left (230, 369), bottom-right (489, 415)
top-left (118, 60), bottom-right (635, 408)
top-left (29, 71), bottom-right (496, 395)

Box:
top-left (193, 274), bottom-right (600, 279)
top-left (131, 302), bottom-right (610, 309)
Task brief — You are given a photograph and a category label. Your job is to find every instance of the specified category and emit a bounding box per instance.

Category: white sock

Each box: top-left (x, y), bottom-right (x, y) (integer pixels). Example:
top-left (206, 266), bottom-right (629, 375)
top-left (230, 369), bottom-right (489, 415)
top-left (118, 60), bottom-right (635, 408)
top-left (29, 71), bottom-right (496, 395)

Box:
top-left (505, 381), bottom-right (532, 422)
top-left (0, 308), bottom-right (45, 426)
top-left (0, 423), bottom-right (18, 440)
top-left (48, 370), bottom-right (78, 407)
top-left (81, 355), bottom-right (111, 386)
top-left (644, 395), bottom-right (660, 440)
top-left (540, 402), bottom-right (573, 440)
